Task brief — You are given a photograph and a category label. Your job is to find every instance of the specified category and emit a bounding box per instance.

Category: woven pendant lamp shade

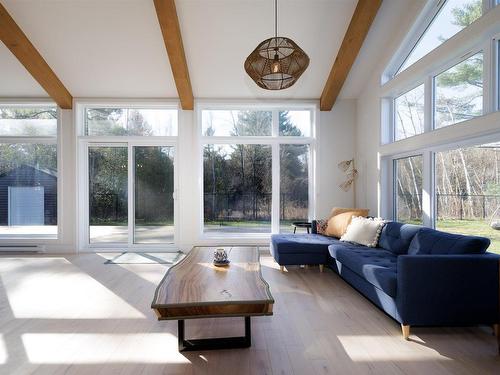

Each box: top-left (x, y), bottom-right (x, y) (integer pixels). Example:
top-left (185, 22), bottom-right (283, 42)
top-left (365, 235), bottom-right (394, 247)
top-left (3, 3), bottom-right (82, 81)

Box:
top-left (244, 0), bottom-right (309, 90)
top-left (244, 37), bottom-right (309, 90)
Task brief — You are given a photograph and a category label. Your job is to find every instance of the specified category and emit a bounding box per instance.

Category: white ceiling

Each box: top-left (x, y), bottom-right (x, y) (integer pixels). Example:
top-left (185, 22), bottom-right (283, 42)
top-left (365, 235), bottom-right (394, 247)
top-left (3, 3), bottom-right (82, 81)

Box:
top-left (0, 0), bottom-right (417, 102)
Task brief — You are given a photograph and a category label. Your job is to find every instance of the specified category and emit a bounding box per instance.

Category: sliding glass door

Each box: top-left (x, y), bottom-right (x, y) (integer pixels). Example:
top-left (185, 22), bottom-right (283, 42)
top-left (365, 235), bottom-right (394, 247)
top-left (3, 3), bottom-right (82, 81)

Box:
top-left (85, 143), bottom-right (175, 248)
top-left (89, 145), bottom-right (128, 243)
top-left (134, 146), bottom-right (174, 243)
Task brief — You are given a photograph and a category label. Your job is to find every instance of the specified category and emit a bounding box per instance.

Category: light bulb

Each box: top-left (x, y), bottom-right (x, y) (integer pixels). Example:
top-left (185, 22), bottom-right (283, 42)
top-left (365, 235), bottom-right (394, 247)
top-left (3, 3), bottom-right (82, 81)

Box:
top-left (271, 53), bottom-right (281, 73)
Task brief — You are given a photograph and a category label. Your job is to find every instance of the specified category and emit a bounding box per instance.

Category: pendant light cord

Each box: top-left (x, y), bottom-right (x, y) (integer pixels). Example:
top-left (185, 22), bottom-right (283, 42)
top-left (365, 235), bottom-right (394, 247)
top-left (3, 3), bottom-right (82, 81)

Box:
top-left (274, 0), bottom-right (278, 39)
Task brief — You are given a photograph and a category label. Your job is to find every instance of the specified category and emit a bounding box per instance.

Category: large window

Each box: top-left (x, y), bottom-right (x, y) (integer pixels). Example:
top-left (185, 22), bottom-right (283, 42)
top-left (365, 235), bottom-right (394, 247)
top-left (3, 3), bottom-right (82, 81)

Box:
top-left (394, 155), bottom-right (423, 224)
top-left (134, 146), bottom-right (174, 243)
top-left (436, 143), bottom-right (500, 253)
top-left (434, 52), bottom-right (483, 128)
top-left (394, 84), bottom-right (425, 141)
top-left (202, 110), bottom-right (272, 136)
top-left (386, 0), bottom-right (493, 143)
top-left (85, 108), bottom-right (177, 136)
top-left (398, 0), bottom-right (482, 74)
top-left (0, 106), bottom-right (58, 238)
top-left (79, 105), bottom-right (177, 248)
top-left (88, 146), bottom-right (128, 243)
top-left (203, 144), bottom-right (272, 234)
top-left (387, 0), bottom-right (500, 255)
top-left (201, 108), bottom-right (314, 235)
top-left (280, 144), bottom-right (309, 233)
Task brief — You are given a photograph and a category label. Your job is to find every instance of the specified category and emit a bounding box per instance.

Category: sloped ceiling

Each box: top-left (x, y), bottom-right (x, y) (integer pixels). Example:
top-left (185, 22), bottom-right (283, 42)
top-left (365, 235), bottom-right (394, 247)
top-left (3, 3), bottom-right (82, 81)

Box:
top-left (0, 0), bottom-right (416, 101)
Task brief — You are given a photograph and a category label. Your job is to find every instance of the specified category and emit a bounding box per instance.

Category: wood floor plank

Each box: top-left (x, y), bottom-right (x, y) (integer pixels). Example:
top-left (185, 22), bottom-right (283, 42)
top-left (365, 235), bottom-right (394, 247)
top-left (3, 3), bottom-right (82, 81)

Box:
top-left (0, 252), bottom-right (499, 375)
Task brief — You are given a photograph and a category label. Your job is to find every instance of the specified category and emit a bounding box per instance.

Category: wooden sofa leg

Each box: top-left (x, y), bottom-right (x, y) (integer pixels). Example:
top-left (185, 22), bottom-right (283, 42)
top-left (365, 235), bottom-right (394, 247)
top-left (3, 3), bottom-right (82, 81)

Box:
top-left (280, 265), bottom-right (285, 272)
top-left (401, 324), bottom-right (410, 340)
top-left (319, 264), bottom-right (324, 273)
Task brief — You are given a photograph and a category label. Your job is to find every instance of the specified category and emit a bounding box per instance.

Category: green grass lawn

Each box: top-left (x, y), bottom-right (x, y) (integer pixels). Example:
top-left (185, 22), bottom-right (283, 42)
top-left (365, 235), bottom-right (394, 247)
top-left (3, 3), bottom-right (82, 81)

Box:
top-left (91, 217), bottom-right (500, 254)
top-left (436, 219), bottom-right (500, 254)
top-left (204, 220), bottom-right (271, 228)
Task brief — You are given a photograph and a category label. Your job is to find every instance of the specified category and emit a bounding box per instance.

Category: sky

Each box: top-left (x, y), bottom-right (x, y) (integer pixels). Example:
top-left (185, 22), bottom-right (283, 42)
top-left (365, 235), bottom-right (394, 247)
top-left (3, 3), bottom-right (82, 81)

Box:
top-left (201, 110), bottom-right (311, 137)
top-left (399, 0), bottom-right (481, 72)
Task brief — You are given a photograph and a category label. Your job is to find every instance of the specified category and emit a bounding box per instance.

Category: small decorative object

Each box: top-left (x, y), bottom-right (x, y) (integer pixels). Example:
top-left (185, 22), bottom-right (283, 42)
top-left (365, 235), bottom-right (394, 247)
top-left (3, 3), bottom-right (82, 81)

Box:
top-left (244, 0), bottom-right (309, 90)
top-left (338, 159), bottom-right (358, 192)
top-left (213, 248), bottom-right (230, 267)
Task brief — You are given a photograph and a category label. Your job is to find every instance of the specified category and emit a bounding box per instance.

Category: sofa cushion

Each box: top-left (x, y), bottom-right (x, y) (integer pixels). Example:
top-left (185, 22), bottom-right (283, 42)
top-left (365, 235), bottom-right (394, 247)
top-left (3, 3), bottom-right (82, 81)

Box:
top-left (325, 209), bottom-right (370, 238)
top-left (378, 222), bottom-right (422, 255)
top-left (328, 207), bottom-right (366, 220)
top-left (270, 234), bottom-right (339, 254)
top-left (408, 228), bottom-right (490, 255)
top-left (341, 216), bottom-right (386, 247)
top-left (328, 243), bottom-right (398, 297)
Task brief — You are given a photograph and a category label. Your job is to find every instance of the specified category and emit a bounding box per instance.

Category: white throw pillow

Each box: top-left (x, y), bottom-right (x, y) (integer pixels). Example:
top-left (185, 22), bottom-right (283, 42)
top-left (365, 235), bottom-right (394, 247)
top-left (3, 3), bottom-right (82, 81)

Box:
top-left (340, 216), bottom-right (385, 247)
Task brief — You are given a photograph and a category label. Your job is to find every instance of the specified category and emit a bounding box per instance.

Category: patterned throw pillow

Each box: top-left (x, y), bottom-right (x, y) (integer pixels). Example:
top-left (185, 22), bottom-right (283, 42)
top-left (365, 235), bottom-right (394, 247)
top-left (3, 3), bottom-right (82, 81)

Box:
top-left (316, 219), bottom-right (329, 235)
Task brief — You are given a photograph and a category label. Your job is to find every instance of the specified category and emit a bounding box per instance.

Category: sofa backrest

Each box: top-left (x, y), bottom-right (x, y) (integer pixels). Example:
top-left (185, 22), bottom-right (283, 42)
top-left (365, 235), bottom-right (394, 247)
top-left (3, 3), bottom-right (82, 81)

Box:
top-left (407, 228), bottom-right (490, 255)
top-left (378, 222), bottom-right (422, 255)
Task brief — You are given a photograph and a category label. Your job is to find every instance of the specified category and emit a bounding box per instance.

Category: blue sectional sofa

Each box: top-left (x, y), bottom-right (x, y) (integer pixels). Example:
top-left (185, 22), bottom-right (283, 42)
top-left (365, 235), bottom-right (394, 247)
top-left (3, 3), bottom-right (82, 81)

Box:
top-left (270, 221), bottom-right (500, 344)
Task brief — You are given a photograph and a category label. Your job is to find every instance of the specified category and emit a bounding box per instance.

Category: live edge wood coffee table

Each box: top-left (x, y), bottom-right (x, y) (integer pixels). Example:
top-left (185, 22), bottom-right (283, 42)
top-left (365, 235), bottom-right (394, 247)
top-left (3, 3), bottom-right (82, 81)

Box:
top-left (151, 247), bottom-right (274, 352)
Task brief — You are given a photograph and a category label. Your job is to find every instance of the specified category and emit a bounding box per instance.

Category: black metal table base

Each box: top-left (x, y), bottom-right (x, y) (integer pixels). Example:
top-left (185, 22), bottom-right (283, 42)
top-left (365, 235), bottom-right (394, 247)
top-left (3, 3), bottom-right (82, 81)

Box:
top-left (178, 316), bottom-right (251, 351)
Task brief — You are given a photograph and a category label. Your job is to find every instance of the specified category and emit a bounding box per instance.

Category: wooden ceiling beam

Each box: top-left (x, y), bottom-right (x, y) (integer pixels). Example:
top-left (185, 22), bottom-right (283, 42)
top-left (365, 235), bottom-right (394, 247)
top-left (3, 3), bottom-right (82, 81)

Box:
top-left (153, 0), bottom-right (194, 110)
top-left (320, 0), bottom-right (382, 111)
top-left (0, 3), bottom-right (73, 109)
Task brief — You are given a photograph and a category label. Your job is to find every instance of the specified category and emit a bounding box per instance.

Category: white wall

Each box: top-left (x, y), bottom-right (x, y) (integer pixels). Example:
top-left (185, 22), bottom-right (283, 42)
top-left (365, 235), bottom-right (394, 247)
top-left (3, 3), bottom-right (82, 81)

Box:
top-left (353, 0), bottom-right (428, 216)
top-left (354, 72), bottom-right (383, 215)
top-left (317, 99), bottom-right (356, 218)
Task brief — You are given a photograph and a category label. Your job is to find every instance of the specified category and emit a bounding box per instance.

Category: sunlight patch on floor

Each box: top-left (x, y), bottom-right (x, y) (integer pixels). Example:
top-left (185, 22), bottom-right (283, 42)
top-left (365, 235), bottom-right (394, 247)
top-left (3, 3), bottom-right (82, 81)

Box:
top-left (94, 254), bottom-right (170, 285)
top-left (1, 258), bottom-right (145, 319)
top-left (22, 333), bottom-right (188, 364)
top-left (337, 335), bottom-right (450, 362)
top-left (116, 265), bottom-right (168, 284)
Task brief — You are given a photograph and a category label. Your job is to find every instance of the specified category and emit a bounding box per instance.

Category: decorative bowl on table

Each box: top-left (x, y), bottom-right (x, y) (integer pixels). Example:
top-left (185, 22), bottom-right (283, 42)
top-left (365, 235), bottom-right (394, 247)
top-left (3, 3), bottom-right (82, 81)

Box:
top-left (213, 248), bottom-right (230, 267)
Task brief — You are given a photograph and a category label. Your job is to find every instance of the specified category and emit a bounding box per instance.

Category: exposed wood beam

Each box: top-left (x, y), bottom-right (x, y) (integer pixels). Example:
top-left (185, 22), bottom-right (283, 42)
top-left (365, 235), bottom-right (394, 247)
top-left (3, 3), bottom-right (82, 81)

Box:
top-left (0, 3), bottom-right (72, 109)
top-left (320, 0), bottom-right (382, 111)
top-left (153, 0), bottom-right (194, 110)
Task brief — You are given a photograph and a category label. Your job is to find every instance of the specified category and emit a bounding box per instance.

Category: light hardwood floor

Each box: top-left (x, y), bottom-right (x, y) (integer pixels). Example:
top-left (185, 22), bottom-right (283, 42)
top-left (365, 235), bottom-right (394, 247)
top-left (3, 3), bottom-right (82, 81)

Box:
top-left (0, 252), bottom-right (499, 374)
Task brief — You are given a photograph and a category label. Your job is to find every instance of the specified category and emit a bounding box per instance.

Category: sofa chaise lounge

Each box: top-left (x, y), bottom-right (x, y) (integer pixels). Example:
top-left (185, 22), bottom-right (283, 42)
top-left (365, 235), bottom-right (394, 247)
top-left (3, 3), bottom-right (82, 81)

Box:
top-left (270, 221), bottom-right (500, 348)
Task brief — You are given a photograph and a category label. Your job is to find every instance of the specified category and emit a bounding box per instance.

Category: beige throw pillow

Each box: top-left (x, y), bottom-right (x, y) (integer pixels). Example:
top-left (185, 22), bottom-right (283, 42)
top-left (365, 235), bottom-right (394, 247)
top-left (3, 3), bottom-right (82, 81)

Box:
top-left (327, 207), bottom-right (360, 220)
top-left (340, 216), bottom-right (386, 247)
top-left (325, 208), bottom-right (369, 238)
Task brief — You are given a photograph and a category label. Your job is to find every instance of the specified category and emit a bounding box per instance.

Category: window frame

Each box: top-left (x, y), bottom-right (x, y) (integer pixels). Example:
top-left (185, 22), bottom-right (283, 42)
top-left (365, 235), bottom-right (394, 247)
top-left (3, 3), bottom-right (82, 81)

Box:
top-left (75, 99), bottom-right (180, 251)
top-left (386, 131), bottom-right (500, 229)
top-left (384, 0), bottom-right (493, 82)
top-left (393, 82), bottom-right (426, 142)
top-left (393, 0), bottom-right (448, 77)
top-left (381, 1), bottom-right (500, 245)
top-left (432, 49), bottom-right (485, 130)
top-left (383, 43), bottom-right (490, 145)
top-left (392, 153), bottom-right (425, 224)
top-left (494, 34), bottom-right (500, 111)
top-left (0, 101), bottom-right (61, 241)
top-left (197, 102), bottom-right (317, 239)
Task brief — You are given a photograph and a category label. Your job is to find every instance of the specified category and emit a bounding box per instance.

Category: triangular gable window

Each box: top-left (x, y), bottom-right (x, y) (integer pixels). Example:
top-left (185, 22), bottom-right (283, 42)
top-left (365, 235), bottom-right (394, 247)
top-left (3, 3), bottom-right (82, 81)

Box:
top-left (397, 0), bottom-right (482, 74)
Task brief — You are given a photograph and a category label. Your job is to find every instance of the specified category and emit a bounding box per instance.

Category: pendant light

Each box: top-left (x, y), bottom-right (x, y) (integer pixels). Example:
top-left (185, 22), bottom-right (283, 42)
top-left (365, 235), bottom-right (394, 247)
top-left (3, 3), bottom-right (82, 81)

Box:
top-left (244, 0), bottom-right (310, 90)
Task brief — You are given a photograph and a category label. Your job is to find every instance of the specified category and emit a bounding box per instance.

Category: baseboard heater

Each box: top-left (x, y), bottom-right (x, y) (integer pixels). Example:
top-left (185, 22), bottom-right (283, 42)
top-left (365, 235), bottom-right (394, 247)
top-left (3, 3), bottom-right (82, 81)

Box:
top-left (0, 245), bottom-right (45, 253)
